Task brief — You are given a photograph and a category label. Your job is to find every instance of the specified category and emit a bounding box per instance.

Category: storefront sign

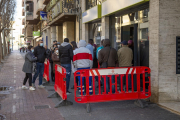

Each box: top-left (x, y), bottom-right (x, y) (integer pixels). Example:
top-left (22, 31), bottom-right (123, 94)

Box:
top-left (82, 5), bottom-right (101, 23)
top-left (102, 0), bottom-right (149, 16)
top-left (40, 11), bottom-right (47, 20)
top-left (33, 31), bottom-right (40, 36)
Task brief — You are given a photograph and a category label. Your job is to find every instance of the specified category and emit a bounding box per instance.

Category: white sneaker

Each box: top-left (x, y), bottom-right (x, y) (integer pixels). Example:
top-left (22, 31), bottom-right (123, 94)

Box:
top-left (29, 87), bottom-right (35, 91)
top-left (22, 85), bottom-right (28, 89)
top-left (32, 83), bottom-right (36, 88)
top-left (38, 85), bottom-right (45, 88)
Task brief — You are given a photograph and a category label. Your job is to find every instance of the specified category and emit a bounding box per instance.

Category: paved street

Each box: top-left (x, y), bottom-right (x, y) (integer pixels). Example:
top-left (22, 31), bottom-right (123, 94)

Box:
top-left (0, 51), bottom-right (180, 120)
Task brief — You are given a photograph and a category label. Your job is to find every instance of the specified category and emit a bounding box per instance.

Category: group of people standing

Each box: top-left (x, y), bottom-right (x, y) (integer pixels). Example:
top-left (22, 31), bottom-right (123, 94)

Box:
top-left (21, 37), bottom-right (134, 94)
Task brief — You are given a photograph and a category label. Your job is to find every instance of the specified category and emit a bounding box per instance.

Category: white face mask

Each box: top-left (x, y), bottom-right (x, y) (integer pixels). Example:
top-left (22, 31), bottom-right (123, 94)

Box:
top-left (58, 45), bottom-right (60, 47)
top-left (56, 50), bottom-right (59, 53)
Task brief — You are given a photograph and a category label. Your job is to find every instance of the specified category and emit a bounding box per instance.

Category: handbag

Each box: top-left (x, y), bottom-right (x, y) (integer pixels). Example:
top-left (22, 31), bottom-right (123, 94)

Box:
top-left (101, 48), bottom-right (111, 68)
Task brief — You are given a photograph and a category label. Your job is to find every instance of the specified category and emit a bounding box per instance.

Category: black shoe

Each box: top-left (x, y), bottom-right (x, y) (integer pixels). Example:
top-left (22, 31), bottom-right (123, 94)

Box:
top-left (66, 91), bottom-right (72, 95)
top-left (71, 86), bottom-right (74, 89)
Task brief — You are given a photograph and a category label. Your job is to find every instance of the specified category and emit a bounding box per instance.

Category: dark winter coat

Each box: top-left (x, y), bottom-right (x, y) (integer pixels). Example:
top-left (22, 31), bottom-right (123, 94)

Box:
top-left (59, 42), bottom-right (73, 64)
top-left (98, 39), bottom-right (118, 68)
top-left (34, 46), bottom-right (47, 63)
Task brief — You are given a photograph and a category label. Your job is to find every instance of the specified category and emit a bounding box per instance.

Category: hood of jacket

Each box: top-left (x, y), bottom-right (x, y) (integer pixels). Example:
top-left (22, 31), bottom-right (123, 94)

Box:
top-left (79, 40), bottom-right (86, 47)
top-left (103, 39), bottom-right (110, 47)
top-left (61, 42), bottom-right (70, 47)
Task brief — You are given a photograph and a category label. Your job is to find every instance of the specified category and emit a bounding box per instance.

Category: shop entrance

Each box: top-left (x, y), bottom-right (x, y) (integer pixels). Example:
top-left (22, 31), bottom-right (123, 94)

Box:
top-left (121, 24), bottom-right (149, 67)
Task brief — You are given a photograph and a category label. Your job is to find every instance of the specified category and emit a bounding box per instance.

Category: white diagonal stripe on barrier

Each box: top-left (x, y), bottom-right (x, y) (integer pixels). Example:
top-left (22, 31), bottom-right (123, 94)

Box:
top-left (57, 66), bottom-right (62, 73)
top-left (93, 70), bottom-right (97, 76)
top-left (129, 68), bottom-right (133, 74)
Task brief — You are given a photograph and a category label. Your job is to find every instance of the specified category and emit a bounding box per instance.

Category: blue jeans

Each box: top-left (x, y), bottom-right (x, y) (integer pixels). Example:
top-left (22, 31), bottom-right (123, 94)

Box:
top-left (61, 64), bottom-right (71, 92)
top-left (102, 75), bottom-right (115, 93)
top-left (77, 68), bottom-right (92, 95)
top-left (32, 62), bottom-right (44, 85)
top-left (119, 75), bottom-right (132, 90)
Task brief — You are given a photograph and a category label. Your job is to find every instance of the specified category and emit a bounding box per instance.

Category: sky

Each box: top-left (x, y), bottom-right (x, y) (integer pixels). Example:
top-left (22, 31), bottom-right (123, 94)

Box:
top-left (12, 0), bottom-right (24, 43)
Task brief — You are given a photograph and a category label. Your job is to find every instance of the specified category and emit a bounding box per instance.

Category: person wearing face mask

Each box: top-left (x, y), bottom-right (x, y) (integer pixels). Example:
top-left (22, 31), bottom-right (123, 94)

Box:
top-left (32, 40), bottom-right (47, 88)
top-left (57, 42), bottom-right (61, 48)
top-left (22, 45), bottom-right (37, 91)
top-left (51, 47), bottom-right (61, 81)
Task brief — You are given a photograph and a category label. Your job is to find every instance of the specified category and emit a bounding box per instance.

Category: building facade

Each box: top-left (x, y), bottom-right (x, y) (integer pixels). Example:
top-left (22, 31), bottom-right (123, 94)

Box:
top-left (22, 0), bottom-right (180, 111)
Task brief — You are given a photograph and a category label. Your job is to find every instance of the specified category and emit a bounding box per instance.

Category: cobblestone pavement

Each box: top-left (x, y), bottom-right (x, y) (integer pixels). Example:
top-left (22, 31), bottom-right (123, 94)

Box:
top-left (0, 51), bottom-right (64, 120)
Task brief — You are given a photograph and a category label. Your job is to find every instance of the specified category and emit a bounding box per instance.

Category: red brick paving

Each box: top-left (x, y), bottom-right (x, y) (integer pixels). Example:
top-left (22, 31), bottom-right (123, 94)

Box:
top-left (0, 51), bottom-right (64, 120)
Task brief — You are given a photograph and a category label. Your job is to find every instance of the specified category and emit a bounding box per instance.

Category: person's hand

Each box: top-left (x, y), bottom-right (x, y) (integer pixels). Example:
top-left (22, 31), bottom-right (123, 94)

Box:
top-left (45, 58), bottom-right (47, 62)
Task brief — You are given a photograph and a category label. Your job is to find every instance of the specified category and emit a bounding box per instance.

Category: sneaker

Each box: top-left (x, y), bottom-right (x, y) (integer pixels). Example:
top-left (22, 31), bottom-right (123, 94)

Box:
top-left (38, 85), bottom-right (45, 88)
top-left (66, 91), bottom-right (71, 95)
top-left (22, 85), bottom-right (28, 89)
top-left (29, 87), bottom-right (35, 91)
top-left (32, 83), bottom-right (36, 88)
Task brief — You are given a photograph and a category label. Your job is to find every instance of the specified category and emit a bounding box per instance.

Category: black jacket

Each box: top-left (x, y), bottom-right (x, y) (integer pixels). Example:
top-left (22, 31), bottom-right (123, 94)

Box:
top-left (34, 46), bottom-right (47, 63)
top-left (59, 42), bottom-right (73, 64)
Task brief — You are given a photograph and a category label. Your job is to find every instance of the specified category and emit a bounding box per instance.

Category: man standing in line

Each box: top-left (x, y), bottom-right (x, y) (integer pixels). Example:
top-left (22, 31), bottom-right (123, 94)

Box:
top-left (98, 39), bottom-right (118, 93)
top-left (32, 40), bottom-right (47, 88)
top-left (59, 38), bottom-right (73, 95)
top-left (73, 40), bottom-right (93, 95)
top-left (86, 39), bottom-right (94, 59)
top-left (118, 40), bottom-right (133, 91)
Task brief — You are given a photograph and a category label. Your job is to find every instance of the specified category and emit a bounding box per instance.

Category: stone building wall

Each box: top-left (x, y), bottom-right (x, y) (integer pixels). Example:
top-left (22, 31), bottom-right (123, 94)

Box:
top-left (149, 0), bottom-right (180, 103)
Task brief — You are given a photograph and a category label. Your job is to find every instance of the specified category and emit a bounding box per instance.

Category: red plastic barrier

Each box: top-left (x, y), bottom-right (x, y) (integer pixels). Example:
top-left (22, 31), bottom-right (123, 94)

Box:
top-left (43, 60), bottom-right (50, 82)
top-left (74, 66), bottom-right (151, 103)
top-left (54, 64), bottom-right (67, 100)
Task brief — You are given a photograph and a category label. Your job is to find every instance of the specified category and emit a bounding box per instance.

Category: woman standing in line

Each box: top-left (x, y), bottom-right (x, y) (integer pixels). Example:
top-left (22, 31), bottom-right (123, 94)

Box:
top-left (51, 47), bottom-right (61, 81)
top-left (22, 45), bottom-right (37, 90)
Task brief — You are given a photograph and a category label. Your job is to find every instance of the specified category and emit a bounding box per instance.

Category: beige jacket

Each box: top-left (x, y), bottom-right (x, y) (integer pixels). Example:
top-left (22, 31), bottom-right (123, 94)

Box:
top-left (117, 45), bottom-right (133, 67)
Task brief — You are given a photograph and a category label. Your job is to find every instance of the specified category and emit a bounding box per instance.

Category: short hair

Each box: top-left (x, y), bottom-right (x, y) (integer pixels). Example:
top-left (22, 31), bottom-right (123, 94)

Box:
top-left (64, 38), bottom-right (69, 42)
top-left (28, 45), bottom-right (33, 50)
top-left (53, 40), bottom-right (57, 43)
top-left (89, 39), bottom-right (94, 44)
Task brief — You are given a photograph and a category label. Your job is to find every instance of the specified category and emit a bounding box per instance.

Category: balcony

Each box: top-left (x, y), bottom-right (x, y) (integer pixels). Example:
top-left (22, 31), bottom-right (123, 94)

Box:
top-left (26, 12), bottom-right (33, 20)
top-left (36, 0), bottom-right (46, 15)
top-left (22, 0), bottom-right (24, 7)
top-left (47, 0), bottom-right (78, 26)
top-left (43, 0), bottom-right (50, 5)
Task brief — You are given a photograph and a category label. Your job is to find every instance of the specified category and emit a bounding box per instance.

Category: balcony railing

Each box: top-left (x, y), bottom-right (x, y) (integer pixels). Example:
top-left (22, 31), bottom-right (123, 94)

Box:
top-left (47, 0), bottom-right (79, 23)
top-left (86, 0), bottom-right (102, 10)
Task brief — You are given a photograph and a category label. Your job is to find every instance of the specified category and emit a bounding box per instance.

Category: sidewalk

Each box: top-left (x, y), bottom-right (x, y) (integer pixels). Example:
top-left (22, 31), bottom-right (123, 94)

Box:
top-left (0, 51), bottom-right (64, 120)
top-left (0, 51), bottom-right (180, 120)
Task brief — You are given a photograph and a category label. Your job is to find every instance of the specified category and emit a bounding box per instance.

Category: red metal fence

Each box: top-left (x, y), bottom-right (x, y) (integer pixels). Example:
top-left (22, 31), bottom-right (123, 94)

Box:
top-left (43, 60), bottom-right (50, 82)
top-left (74, 67), bottom-right (151, 104)
top-left (54, 64), bottom-right (67, 100)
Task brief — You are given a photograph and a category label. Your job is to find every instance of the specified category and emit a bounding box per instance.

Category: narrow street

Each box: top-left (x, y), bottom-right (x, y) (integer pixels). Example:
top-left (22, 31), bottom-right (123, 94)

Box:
top-left (0, 51), bottom-right (64, 120)
top-left (0, 51), bottom-right (180, 120)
